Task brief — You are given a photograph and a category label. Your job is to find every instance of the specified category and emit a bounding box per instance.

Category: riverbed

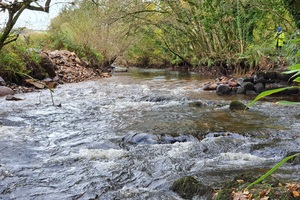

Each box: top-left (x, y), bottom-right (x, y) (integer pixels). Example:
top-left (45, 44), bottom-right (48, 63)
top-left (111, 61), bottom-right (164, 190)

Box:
top-left (0, 68), bottom-right (299, 199)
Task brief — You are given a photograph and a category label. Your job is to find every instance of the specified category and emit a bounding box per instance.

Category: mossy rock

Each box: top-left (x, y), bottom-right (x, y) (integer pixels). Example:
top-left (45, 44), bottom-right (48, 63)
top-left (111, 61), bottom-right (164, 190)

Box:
top-left (170, 176), bottom-right (214, 199)
top-left (229, 100), bottom-right (249, 110)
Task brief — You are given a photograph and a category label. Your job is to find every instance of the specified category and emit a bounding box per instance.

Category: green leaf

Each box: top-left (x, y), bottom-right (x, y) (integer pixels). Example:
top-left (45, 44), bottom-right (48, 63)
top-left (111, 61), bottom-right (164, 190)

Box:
top-left (293, 77), bottom-right (300, 83)
top-left (289, 71), bottom-right (300, 81)
top-left (277, 100), bottom-right (300, 105)
top-left (247, 87), bottom-right (297, 107)
top-left (288, 64), bottom-right (300, 70)
top-left (246, 153), bottom-right (300, 189)
top-left (282, 69), bottom-right (299, 74)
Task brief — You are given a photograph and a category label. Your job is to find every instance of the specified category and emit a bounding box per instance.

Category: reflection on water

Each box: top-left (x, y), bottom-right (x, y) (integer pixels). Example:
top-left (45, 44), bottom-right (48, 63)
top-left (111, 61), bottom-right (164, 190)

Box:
top-left (129, 68), bottom-right (215, 81)
top-left (0, 68), bottom-right (299, 199)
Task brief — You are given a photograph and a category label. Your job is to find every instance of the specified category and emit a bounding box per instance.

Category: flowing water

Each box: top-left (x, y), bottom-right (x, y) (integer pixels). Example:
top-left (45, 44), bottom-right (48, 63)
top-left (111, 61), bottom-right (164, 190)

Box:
top-left (0, 68), bottom-right (300, 199)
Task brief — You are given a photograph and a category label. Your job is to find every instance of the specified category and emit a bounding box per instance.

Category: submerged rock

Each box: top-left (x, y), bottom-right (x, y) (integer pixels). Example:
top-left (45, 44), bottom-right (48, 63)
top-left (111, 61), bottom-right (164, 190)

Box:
top-left (170, 176), bottom-right (214, 200)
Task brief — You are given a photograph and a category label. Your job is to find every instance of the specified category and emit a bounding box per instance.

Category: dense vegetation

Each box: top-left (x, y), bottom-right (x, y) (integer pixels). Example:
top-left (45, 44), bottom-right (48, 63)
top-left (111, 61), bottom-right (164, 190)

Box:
top-left (1, 0), bottom-right (300, 80)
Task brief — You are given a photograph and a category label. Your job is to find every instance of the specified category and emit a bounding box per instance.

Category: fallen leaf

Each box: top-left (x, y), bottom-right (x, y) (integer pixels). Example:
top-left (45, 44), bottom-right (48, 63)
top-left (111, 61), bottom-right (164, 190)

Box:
top-left (292, 190), bottom-right (300, 197)
top-left (231, 191), bottom-right (248, 200)
top-left (259, 189), bottom-right (271, 197)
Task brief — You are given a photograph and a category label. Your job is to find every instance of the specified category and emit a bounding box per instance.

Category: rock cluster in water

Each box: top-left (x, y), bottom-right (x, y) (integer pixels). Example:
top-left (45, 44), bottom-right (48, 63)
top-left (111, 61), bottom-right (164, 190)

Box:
top-left (203, 71), bottom-right (299, 96)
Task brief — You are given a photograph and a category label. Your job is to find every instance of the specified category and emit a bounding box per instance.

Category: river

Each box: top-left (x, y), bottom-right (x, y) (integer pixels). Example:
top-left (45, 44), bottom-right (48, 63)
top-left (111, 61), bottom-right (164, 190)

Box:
top-left (0, 68), bottom-right (299, 199)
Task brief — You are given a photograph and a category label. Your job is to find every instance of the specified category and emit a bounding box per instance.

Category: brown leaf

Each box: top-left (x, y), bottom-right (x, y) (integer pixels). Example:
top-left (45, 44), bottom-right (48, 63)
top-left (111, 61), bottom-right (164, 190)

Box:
top-left (292, 190), bottom-right (300, 197)
top-left (259, 189), bottom-right (271, 197)
top-left (231, 191), bottom-right (249, 200)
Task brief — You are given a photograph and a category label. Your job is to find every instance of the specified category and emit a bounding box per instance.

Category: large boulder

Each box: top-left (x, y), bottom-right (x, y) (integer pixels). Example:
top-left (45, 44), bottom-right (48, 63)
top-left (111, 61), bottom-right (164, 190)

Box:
top-left (0, 86), bottom-right (14, 97)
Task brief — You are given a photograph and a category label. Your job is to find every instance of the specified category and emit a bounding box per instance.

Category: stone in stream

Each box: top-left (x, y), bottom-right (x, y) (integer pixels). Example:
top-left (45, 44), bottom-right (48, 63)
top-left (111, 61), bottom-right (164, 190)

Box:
top-left (170, 176), bottom-right (214, 200)
top-left (0, 86), bottom-right (14, 97)
top-left (216, 84), bottom-right (231, 95)
top-left (229, 100), bottom-right (249, 110)
top-left (5, 95), bottom-right (23, 101)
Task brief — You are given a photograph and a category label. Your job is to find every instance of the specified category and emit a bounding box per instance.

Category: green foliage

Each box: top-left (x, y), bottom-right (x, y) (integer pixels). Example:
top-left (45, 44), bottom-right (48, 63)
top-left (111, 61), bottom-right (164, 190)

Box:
top-left (246, 153), bottom-right (300, 189)
top-left (0, 41), bottom-right (41, 82)
top-left (44, 0), bottom-right (299, 68)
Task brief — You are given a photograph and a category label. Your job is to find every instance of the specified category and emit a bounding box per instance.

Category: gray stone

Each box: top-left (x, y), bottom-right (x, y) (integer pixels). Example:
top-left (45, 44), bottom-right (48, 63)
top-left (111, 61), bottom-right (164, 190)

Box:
top-left (236, 77), bottom-right (244, 85)
top-left (254, 82), bottom-right (265, 93)
top-left (236, 86), bottom-right (246, 94)
top-left (216, 84), bottom-right (231, 95)
top-left (0, 86), bottom-right (14, 97)
top-left (171, 176), bottom-right (214, 200)
top-left (241, 82), bottom-right (254, 90)
top-left (229, 100), bottom-right (249, 110)
top-left (245, 90), bottom-right (257, 95)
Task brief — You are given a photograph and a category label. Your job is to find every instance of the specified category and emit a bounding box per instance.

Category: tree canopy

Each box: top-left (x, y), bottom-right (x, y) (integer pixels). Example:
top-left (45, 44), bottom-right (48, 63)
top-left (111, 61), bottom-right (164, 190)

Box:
top-left (1, 0), bottom-right (300, 71)
top-left (0, 0), bottom-right (51, 50)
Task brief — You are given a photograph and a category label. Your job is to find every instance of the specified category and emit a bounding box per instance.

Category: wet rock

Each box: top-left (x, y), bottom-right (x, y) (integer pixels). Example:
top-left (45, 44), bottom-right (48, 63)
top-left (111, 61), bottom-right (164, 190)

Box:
top-left (236, 77), bottom-right (244, 85)
top-left (216, 84), bottom-right (231, 95)
top-left (162, 135), bottom-right (198, 144)
top-left (254, 76), bottom-right (267, 84)
top-left (245, 90), bottom-right (257, 95)
top-left (189, 101), bottom-right (206, 108)
top-left (0, 86), bottom-right (14, 97)
top-left (170, 176), bottom-right (214, 200)
top-left (243, 77), bottom-right (254, 83)
top-left (229, 100), bottom-right (249, 110)
top-left (254, 82), bottom-right (265, 93)
top-left (5, 95), bottom-right (23, 101)
top-left (236, 86), bottom-right (246, 94)
top-left (241, 81), bottom-right (254, 90)
top-left (202, 82), bottom-right (218, 90)
top-left (264, 71), bottom-right (278, 80)
top-left (122, 133), bottom-right (159, 146)
top-left (209, 70), bottom-right (299, 97)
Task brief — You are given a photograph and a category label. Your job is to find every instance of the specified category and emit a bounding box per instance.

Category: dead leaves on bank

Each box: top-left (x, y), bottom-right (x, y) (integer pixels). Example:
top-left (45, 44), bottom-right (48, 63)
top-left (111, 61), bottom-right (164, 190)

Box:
top-left (217, 181), bottom-right (300, 200)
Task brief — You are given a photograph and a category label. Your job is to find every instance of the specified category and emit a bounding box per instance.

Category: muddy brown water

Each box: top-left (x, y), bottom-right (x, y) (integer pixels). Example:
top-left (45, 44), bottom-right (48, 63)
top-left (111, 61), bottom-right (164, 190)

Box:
top-left (0, 68), bottom-right (299, 199)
